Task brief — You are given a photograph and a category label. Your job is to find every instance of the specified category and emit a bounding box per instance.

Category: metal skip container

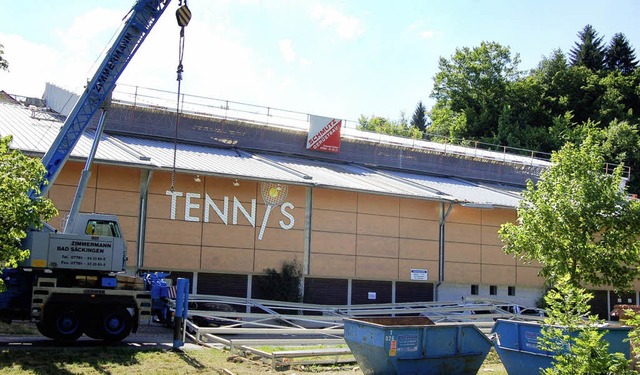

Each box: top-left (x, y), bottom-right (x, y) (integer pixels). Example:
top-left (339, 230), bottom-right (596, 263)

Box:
top-left (492, 319), bottom-right (632, 375)
top-left (343, 317), bottom-right (492, 375)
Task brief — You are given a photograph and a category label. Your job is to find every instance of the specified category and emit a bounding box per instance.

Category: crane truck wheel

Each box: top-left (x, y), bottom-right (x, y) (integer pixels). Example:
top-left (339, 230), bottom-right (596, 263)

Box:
top-left (44, 305), bottom-right (83, 342)
top-left (95, 306), bottom-right (133, 343)
top-left (36, 320), bottom-right (55, 339)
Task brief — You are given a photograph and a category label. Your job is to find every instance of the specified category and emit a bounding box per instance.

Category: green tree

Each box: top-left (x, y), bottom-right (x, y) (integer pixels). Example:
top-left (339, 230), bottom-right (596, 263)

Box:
top-left (499, 137), bottom-right (640, 290)
top-left (358, 114), bottom-right (422, 138)
top-left (0, 136), bottom-right (57, 290)
top-left (0, 44), bottom-right (7, 72)
top-left (431, 41), bottom-right (521, 141)
top-left (410, 101), bottom-right (427, 132)
top-left (256, 259), bottom-right (302, 302)
top-left (496, 74), bottom-right (555, 152)
top-left (605, 33), bottom-right (638, 75)
top-left (539, 275), bottom-right (633, 375)
top-left (569, 25), bottom-right (606, 72)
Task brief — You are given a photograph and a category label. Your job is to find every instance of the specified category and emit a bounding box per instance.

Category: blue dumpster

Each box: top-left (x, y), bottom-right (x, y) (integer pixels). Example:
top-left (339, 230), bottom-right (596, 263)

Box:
top-left (492, 319), bottom-right (632, 375)
top-left (343, 317), bottom-right (492, 375)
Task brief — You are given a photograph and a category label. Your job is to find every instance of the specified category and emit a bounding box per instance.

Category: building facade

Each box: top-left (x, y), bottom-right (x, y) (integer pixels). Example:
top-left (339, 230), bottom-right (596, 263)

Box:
top-left (3, 86), bottom-right (629, 316)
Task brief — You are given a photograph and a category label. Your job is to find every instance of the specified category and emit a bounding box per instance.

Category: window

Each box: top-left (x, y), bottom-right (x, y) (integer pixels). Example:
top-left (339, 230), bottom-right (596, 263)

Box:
top-left (85, 220), bottom-right (122, 238)
top-left (471, 284), bottom-right (479, 295)
top-left (490, 285), bottom-right (497, 295)
top-left (508, 286), bottom-right (516, 296)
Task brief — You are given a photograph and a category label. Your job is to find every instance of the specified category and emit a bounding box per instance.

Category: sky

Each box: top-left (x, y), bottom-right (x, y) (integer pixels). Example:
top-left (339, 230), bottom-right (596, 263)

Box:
top-left (1, 0), bottom-right (640, 124)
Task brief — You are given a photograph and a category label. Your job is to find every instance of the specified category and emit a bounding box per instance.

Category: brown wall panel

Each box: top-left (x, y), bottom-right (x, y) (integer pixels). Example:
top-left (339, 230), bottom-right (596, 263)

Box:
top-left (54, 162), bottom-right (97, 187)
top-left (445, 242), bottom-right (481, 264)
top-left (356, 235), bottom-right (398, 258)
top-left (201, 246), bottom-right (255, 273)
top-left (313, 188), bottom-right (357, 212)
top-left (398, 259), bottom-right (439, 282)
top-left (310, 254), bottom-right (355, 277)
top-left (516, 266), bottom-right (545, 286)
top-left (445, 222), bottom-right (481, 244)
top-left (254, 250), bottom-right (303, 273)
top-left (482, 264), bottom-right (516, 285)
top-left (311, 232), bottom-right (356, 255)
top-left (147, 193), bottom-right (175, 220)
top-left (481, 225), bottom-right (503, 247)
top-left (149, 171), bottom-right (205, 195)
top-left (356, 256), bottom-right (399, 279)
top-left (118, 215), bottom-right (139, 244)
top-left (399, 239), bottom-right (439, 261)
top-left (399, 217), bottom-right (439, 240)
top-left (357, 214), bottom-right (399, 237)
top-left (482, 245), bottom-right (516, 266)
top-left (96, 165), bottom-right (140, 191)
top-left (145, 218), bottom-right (202, 245)
top-left (399, 199), bottom-right (440, 220)
top-left (254, 228), bottom-right (304, 252)
top-left (204, 177), bottom-right (255, 200)
top-left (201, 223), bottom-right (256, 249)
top-left (95, 189), bottom-right (139, 217)
top-left (482, 208), bottom-right (516, 227)
top-left (444, 262), bottom-right (481, 284)
top-left (48, 185), bottom-right (97, 215)
top-left (143, 243), bottom-right (200, 270)
top-left (448, 206), bottom-right (482, 225)
top-left (311, 210), bottom-right (356, 233)
top-left (280, 185), bottom-right (306, 207)
top-left (358, 194), bottom-right (399, 216)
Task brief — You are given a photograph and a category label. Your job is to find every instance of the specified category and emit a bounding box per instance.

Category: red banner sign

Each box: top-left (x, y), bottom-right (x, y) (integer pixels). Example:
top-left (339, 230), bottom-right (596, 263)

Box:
top-left (307, 115), bottom-right (342, 153)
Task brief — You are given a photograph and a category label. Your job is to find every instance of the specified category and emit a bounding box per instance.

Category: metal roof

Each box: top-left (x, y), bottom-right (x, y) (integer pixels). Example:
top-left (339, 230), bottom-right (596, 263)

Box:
top-left (0, 102), bottom-right (154, 166)
top-left (381, 169), bottom-right (521, 208)
top-left (0, 100), bottom-right (525, 207)
top-left (117, 135), bottom-right (313, 184)
top-left (255, 153), bottom-right (450, 201)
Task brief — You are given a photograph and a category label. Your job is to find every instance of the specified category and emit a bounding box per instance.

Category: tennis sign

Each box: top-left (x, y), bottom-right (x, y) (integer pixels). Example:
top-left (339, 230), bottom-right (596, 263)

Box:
top-left (306, 115), bottom-right (342, 153)
top-left (165, 184), bottom-right (295, 241)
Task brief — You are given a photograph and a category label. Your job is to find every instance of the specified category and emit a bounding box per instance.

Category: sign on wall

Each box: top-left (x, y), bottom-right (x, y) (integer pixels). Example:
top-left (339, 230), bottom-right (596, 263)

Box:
top-left (306, 115), bottom-right (342, 153)
top-left (165, 183), bottom-right (295, 241)
top-left (410, 269), bottom-right (428, 281)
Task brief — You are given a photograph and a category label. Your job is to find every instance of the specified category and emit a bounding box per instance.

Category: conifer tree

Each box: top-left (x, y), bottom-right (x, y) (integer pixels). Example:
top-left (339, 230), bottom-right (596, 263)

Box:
top-left (569, 25), bottom-right (605, 72)
top-left (605, 32), bottom-right (638, 74)
top-left (410, 101), bottom-right (427, 132)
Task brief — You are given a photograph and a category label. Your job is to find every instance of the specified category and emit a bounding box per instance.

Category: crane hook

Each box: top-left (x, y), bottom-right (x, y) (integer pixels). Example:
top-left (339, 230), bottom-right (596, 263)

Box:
top-left (171, 0), bottom-right (191, 192)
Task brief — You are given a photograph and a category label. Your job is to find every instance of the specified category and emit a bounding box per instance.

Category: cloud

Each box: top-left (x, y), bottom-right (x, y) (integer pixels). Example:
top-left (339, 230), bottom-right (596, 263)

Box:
top-left (419, 30), bottom-right (435, 39)
top-left (406, 20), bottom-right (437, 40)
top-left (279, 39), bottom-right (296, 63)
top-left (311, 4), bottom-right (364, 40)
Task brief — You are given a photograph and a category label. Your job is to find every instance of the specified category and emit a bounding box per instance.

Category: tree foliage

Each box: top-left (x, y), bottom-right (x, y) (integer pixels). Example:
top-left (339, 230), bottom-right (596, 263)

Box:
top-left (256, 259), bottom-right (302, 302)
top-left (0, 43), bottom-right (8, 72)
top-left (539, 275), bottom-right (633, 375)
top-left (569, 24), bottom-right (606, 72)
top-left (498, 138), bottom-right (640, 291)
top-left (358, 114), bottom-right (422, 138)
top-left (605, 33), bottom-right (638, 74)
top-left (410, 101), bottom-right (427, 132)
top-left (431, 41), bottom-right (521, 141)
top-left (0, 136), bottom-right (57, 289)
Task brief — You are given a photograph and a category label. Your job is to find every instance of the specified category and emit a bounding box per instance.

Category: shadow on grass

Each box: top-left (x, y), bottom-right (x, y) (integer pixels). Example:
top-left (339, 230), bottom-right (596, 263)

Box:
top-left (173, 348), bottom-right (206, 369)
top-left (0, 347), bottom-right (145, 374)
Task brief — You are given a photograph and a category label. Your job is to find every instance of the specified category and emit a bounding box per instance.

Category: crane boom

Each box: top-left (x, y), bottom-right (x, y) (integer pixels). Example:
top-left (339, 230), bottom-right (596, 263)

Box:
top-left (33, 0), bottom-right (172, 199)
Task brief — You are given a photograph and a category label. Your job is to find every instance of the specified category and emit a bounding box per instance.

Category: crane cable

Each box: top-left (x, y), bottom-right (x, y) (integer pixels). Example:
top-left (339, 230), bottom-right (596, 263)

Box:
top-left (171, 1), bottom-right (192, 192)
